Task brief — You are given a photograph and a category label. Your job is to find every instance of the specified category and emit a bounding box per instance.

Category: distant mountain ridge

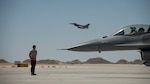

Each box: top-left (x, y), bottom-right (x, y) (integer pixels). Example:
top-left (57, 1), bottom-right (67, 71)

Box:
top-left (84, 57), bottom-right (112, 64)
top-left (0, 57), bottom-right (143, 65)
top-left (0, 59), bottom-right (9, 63)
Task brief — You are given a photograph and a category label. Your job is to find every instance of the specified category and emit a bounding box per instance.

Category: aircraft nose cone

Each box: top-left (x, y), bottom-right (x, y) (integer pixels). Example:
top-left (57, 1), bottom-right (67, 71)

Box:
top-left (67, 40), bottom-right (99, 52)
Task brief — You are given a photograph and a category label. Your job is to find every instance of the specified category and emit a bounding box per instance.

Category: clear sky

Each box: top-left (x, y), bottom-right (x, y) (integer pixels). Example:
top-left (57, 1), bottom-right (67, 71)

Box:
top-left (1, 0), bottom-right (150, 62)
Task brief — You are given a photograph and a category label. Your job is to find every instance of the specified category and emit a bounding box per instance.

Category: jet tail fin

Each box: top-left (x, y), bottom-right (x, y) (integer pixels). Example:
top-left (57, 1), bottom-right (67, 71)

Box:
top-left (85, 24), bottom-right (90, 28)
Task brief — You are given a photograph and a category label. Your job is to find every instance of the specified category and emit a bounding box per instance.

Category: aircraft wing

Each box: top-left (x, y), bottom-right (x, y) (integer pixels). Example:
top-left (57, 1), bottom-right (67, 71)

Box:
top-left (70, 23), bottom-right (80, 26)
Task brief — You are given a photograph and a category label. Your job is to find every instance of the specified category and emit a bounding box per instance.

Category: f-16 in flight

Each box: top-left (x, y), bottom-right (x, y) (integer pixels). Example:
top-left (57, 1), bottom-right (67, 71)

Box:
top-left (65, 24), bottom-right (150, 66)
top-left (70, 23), bottom-right (90, 29)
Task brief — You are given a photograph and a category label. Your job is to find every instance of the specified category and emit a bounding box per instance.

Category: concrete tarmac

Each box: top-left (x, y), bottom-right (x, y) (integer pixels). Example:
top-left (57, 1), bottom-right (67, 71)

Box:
top-left (0, 64), bottom-right (150, 84)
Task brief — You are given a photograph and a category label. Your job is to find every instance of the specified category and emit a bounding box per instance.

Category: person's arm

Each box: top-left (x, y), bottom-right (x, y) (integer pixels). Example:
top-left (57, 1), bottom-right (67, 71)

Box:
top-left (29, 51), bottom-right (32, 58)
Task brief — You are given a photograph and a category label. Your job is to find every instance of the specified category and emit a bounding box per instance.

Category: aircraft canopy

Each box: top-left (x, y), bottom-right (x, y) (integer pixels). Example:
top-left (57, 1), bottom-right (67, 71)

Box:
top-left (113, 24), bottom-right (150, 36)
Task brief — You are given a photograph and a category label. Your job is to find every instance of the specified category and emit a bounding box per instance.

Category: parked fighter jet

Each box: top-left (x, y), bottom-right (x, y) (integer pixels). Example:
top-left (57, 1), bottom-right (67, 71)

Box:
top-left (70, 23), bottom-right (90, 29)
top-left (65, 24), bottom-right (150, 66)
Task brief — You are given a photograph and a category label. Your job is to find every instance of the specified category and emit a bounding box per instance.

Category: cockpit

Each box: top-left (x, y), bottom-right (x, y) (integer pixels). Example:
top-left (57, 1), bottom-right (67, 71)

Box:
top-left (113, 24), bottom-right (150, 36)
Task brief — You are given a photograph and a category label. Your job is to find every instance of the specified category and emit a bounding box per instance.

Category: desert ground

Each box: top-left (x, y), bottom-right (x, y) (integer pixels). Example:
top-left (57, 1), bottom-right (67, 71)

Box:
top-left (0, 64), bottom-right (150, 84)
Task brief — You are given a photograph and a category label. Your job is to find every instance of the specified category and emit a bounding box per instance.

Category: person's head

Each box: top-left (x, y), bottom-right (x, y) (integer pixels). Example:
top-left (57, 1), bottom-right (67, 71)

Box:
top-left (33, 45), bottom-right (36, 49)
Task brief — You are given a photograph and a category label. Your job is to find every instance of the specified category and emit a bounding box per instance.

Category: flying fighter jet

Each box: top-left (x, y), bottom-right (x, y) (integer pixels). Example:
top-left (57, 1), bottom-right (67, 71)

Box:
top-left (65, 24), bottom-right (150, 66)
top-left (70, 23), bottom-right (90, 29)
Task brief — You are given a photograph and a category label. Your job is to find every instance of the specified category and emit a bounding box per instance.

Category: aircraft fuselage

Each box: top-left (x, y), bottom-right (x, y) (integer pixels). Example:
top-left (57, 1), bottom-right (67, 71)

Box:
top-left (65, 24), bottom-right (150, 66)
